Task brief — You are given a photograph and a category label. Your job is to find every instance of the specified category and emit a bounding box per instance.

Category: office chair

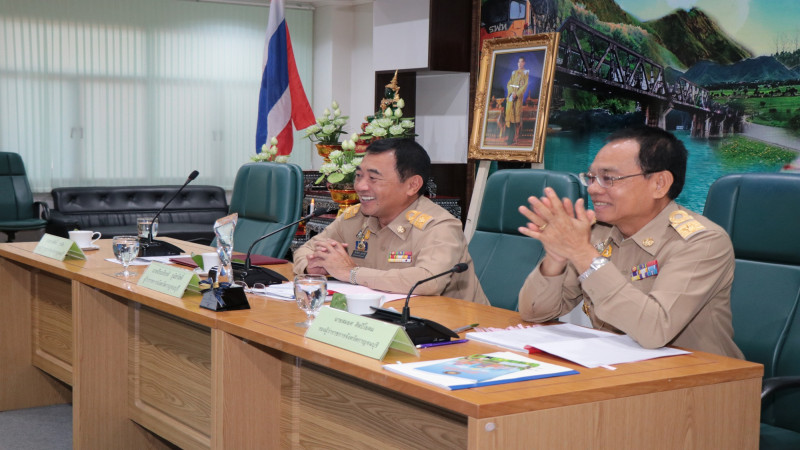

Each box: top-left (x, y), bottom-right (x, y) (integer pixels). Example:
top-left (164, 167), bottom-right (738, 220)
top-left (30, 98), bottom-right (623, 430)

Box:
top-left (704, 172), bottom-right (800, 450)
top-left (468, 169), bottom-right (587, 311)
top-left (225, 162), bottom-right (304, 259)
top-left (0, 152), bottom-right (49, 242)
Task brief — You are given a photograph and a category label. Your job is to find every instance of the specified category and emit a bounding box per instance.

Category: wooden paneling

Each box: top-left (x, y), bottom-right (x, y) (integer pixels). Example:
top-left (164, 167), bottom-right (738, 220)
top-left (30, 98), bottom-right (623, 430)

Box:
top-left (0, 257), bottom-right (71, 411)
top-left (31, 272), bottom-right (74, 385)
top-left (283, 359), bottom-right (467, 449)
top-left (73, 283), bottom-right (166, 449)
top-left (129, 304), bottom-right (213, 450)
top-left (468, 378), bottom-right (761, 449)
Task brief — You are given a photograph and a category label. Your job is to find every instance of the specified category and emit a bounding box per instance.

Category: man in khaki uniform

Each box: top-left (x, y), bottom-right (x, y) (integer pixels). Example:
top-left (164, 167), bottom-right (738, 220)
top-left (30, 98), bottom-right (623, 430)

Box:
top-left (504, 56), bottom-right (529, 145)
top-left (516, 126), bottom-right (743, 358)
top-left (294, 138), bottom-right (488, 305)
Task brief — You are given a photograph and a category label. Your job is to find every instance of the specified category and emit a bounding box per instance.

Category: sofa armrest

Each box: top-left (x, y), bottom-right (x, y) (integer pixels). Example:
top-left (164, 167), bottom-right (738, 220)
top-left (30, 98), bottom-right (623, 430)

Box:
top-left (46, 210), bottom-right (82, 238)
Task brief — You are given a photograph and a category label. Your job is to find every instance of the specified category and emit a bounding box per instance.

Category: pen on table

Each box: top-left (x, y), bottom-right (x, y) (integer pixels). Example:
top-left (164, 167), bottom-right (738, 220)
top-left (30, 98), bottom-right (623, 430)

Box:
top-left (416, 339), bottom-right (468, 349)
top-left (452, 323), bottom-right (479, 334)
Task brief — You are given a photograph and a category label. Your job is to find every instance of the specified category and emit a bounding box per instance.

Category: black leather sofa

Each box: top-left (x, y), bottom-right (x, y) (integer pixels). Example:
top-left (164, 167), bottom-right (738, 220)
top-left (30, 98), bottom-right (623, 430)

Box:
top-left (46, 185), bottom-right (229, 244)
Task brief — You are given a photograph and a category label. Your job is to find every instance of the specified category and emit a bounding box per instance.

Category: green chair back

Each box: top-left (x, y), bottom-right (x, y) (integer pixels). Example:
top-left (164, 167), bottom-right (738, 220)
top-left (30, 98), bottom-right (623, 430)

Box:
top-left (0, 152), bottom-right (47, 241)
top-left (469, 169), bottom-right (586, 311)
top-left (704, 172), bottom-right (800, 443)
top-left (226, 162), bottom-right (304, 258)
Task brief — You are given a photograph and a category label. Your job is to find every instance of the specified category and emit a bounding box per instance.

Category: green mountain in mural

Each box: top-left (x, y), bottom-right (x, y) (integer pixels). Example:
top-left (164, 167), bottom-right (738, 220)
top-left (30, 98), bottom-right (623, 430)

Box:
top-left (644, 8), bottom-right (752, 67)
top-left (573, 0), bottom-right (751, 69)
top-left (683, 56), bottom-right (798, 85)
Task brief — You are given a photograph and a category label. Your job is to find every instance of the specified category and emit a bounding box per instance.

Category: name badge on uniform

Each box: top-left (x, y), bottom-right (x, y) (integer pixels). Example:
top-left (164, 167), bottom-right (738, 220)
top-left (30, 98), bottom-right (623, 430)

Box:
top-left (351, 228), bottom-right (370, 259)
top-left (388, 251), bottom-right (412, 263)
top-left (631, 260), bottom-right (659, 281)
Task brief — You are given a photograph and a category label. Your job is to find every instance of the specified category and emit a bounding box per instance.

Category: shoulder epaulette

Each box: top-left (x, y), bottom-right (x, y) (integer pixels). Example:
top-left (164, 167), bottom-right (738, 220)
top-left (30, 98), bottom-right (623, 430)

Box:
top-left (668, 210), bottom-right (706, 240)
top-left (341, 204), bottom-right (361, 220)
top-left (405, 210), bottom-right (434, 230)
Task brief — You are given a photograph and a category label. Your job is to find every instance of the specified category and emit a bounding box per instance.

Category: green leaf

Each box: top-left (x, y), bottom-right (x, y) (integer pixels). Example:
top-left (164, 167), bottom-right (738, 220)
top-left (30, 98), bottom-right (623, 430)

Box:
top-left (330, 292), bottom-right (347, 311)
top-left (327, 172), bottom-right (345, 184)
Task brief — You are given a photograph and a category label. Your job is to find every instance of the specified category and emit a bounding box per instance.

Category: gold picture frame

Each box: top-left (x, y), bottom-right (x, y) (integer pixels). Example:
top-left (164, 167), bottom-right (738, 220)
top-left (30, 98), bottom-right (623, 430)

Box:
top-left (469, 33), bottom-right (560, 163)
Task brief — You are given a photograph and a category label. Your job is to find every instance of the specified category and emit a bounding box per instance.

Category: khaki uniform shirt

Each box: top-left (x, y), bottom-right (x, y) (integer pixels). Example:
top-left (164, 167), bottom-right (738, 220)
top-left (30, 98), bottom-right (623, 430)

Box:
top-left (518, 202), bottom-right (744, 358)
top-left (294, 196), bottom-right (489, 305)
top-left (505, 69), bottom-right (529, 125)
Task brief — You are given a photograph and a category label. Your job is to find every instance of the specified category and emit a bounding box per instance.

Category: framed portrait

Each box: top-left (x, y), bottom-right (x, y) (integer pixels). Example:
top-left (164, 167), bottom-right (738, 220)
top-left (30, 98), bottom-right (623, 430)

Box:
top-left (469, 33), bottom-right (559, 163)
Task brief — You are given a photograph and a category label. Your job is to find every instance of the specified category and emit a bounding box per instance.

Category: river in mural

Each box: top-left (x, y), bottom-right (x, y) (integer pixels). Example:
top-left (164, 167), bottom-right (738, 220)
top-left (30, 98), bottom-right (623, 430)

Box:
top-left (543, 130), bottom-right (788, 213)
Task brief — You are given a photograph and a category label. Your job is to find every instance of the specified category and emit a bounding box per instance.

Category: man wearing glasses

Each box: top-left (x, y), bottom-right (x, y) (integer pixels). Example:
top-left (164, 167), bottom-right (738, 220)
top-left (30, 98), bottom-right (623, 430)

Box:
top-left (516, 126), bottom-right (743, 358)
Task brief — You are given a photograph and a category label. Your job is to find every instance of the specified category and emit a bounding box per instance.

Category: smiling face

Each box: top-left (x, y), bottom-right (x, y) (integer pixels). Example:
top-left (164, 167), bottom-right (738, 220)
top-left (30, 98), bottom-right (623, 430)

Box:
top-left (354, 150), bottom-right (422, 228)
top-left (588, 138), bottom-right (673, 237)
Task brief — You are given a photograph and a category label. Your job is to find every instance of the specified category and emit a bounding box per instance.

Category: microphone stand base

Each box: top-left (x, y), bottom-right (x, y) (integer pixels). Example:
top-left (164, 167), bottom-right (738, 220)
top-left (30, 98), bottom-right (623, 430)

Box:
top-left (138, 239), bottom-right (184, 257)
top-left (365, 307), bottom-right (459, 345)
top-left (231, 262), bottom-right (288, 286)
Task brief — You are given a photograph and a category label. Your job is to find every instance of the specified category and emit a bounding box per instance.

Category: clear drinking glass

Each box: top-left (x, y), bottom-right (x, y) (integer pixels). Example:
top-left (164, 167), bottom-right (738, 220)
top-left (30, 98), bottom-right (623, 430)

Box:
top-left (112, 235), bottom-right (140, 278)
top-left (294, 274), bottom-right (327, 328)
top-left (137, 217), bottom-right (158, 239)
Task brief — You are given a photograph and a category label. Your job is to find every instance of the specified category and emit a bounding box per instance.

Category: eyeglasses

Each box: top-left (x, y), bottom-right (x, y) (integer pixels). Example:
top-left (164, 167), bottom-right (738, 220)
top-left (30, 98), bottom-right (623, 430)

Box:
top-left (578, 171), bottom-right (648, 188)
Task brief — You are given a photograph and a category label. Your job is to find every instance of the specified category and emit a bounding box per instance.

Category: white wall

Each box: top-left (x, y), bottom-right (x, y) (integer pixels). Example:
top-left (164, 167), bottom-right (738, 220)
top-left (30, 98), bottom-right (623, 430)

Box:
top-left (310, 3), bottom-right (374, 170)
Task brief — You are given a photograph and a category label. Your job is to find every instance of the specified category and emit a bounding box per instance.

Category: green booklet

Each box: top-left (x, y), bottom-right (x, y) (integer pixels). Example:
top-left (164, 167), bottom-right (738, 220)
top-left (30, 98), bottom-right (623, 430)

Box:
top-left (383, 351), bottom-right (578, 390)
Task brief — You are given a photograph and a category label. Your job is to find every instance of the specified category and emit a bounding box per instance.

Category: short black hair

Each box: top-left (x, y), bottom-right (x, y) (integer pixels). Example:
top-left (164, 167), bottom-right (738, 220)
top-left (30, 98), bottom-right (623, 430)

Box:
top-left (606, 125), bottom-right (688, 199)
top-left (366, 138), bottom-right (431, 196)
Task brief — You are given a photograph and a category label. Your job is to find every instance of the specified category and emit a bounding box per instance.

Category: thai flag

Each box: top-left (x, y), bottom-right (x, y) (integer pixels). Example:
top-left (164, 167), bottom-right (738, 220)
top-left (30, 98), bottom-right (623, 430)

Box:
top-left (256, 0), bottom-right (315, 155)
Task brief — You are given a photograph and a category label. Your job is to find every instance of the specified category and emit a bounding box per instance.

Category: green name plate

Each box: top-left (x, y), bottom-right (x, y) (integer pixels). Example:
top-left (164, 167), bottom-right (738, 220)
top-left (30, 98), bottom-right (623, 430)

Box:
top-left (305, 307), bottom-right (418, 360)
top-left (33, 233), bottom-right (86, 261)
top-left (138, 261), bottom-right (200, 298)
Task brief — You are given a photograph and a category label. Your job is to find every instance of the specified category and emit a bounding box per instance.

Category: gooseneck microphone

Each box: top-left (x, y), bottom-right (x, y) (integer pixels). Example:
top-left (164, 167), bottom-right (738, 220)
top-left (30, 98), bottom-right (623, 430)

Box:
top-left (401, 263), bottom-right (469, 324)
top-left (234, 206), bottom-right (338, 285)
top-left (139, 170), bottom-right (200, 257)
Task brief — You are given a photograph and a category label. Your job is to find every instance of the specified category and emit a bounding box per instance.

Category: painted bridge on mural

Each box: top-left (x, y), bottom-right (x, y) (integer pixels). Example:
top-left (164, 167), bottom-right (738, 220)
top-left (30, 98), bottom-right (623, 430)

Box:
top-left (555, 17), bottom-right (740, 137)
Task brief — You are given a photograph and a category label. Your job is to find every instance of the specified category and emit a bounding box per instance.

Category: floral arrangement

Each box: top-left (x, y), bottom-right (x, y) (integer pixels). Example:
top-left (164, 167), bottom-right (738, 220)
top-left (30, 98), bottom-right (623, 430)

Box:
top-left (356, 96), bottom-right (415, 143)
top-left (316, 136), bottom-right (364, 187)
top-left (251, 137), bottom-right (290, 163)
top-left (302, 100), bottom-right (349, 145)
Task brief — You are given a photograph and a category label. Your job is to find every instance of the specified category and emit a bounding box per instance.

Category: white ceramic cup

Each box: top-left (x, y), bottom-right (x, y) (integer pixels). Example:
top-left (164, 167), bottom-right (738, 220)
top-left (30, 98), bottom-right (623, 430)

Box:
top-left (346, 293), bottom-right (384, 315)
top-left (201, 252), bottom-right (220, 272)
top-left (68, 230), bottom-right (102, 248)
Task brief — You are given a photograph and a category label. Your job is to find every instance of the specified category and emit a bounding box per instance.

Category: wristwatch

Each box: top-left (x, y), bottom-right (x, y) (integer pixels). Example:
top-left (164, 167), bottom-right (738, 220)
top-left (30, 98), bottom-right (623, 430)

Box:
top-left (349, 266), bottom-right (360, 285)
top-left (578, 257), bottom-right (609, 283)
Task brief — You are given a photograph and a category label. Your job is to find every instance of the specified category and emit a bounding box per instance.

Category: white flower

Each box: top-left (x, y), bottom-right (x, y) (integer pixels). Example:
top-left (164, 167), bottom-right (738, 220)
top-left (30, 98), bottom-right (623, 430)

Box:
top-left (376, 118), bottom-right (393, 128)
top-left (331, 100), bottom-right (339, 110)
top-left (350, 133), bottom-right (359, 142)
top-left (323, 108), bottom-right (330, 116)
top-left (333, 118), bottom-right (348, 127)
top-left (394, 108), bottom-right (403, 118)
top-left (389, 124), bottom-right (404, 136)
top-left (322, 124), bottom-right (336, 135)
top-left (383, 108), bottom-right (392, 117)
top-left (372, 127), bottom-right (388, 137)
top-left (270, 136), bottom-right (278, 146)
top-left (364, 124), bottom-right (375, 134)
top-left (333, 108), bottom-right (341, 117)
top-left (319, 163), bottom-right (338, 174)
top-left (340, 163), bottom-right (356, 174)
top-left (397, 98), bottom-right (405, 108)
top-left (275, 155), bottom-right (290, 163)
top-left (328, 150), bottom-right (343, 160)
top-left (352, 157), bottom-right (363, 166)
top-left (401, 119), bottom-right (414, 129)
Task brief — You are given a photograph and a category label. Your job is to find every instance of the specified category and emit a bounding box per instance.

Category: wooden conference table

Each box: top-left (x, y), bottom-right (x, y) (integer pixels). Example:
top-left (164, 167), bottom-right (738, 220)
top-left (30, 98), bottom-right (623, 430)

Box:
top-left (0, 239), bottom-right (762, 449)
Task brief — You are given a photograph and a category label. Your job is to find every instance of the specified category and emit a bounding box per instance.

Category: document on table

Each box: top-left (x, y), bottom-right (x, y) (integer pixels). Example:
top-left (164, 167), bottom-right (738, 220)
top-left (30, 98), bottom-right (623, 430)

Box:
top-left (255, 280), bottom-right (408, 303)
top-left (466, 323), bottom-right (690, 368)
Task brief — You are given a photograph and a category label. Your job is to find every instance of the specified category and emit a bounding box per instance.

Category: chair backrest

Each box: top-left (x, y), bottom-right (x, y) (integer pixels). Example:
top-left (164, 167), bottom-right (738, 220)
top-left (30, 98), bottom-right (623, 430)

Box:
top-left (468, 169), bottom-right (587, 310)
top-left (227, 162), bottom-right (304, 258)
top-left (0, 152), bottom-right (36, 221)
top-left (704, 172), bottom-right (800, 432)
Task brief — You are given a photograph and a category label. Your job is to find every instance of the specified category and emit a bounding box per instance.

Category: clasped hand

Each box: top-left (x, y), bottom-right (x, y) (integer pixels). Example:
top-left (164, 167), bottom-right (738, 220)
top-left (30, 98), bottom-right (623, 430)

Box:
top-left (517, 187), bottom-right (598, 275)
top-left (305, 239), bottom-right (355, 281)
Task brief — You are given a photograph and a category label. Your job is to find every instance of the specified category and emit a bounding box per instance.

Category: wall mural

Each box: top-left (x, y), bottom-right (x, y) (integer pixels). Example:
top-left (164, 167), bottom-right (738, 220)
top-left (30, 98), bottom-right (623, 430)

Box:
top-left (480, 0), bottom-right (800, 212)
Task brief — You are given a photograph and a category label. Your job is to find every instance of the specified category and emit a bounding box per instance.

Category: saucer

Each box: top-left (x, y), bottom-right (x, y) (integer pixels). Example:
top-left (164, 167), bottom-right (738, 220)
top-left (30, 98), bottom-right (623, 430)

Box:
top-left (80, 244), bottom-right (100, 251)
